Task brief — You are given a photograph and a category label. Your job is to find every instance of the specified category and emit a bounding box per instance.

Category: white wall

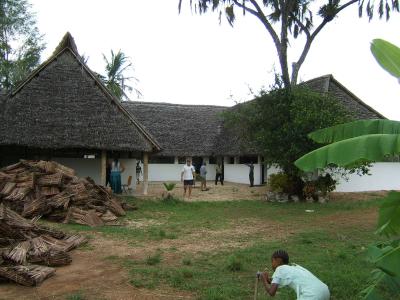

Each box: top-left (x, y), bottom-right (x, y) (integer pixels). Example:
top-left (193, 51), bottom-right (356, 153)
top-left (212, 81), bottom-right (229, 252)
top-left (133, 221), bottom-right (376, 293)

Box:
top-left (224, 164), bottom-right (262, 185)
top-left (148, 164), bottom-right (182, 181)
top-left (335, 162), bottom-right (400, 192)
top-left (147, 156), bottom-right (263, 184)
top-left (54, 157), bottom-right (136, 187)
top-left (54, 158), bottom-right (101, 183)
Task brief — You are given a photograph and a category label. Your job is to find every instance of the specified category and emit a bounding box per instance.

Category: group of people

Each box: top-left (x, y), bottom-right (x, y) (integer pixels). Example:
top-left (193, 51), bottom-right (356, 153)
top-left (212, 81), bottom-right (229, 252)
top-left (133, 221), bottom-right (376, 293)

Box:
top-left (180, 159), bottom-right (256, 198)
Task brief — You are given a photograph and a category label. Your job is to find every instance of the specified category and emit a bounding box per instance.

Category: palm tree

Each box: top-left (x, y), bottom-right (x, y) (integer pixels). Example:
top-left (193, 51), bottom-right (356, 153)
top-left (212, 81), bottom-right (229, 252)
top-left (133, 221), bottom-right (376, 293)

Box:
top-left (102, 50), bottom-right (141, 101)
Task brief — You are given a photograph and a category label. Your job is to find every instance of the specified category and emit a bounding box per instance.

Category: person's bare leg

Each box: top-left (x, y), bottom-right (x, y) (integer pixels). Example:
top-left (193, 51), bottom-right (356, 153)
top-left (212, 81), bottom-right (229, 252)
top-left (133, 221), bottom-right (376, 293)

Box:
top-left (183, 185), bottom-right (187, 197)
top-left (188, 185), bottom-right (193, 198)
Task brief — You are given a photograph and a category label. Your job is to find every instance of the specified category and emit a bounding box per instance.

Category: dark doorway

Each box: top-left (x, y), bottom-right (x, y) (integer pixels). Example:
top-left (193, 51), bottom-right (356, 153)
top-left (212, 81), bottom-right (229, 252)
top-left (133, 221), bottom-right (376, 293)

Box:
top-left (192, 156), bottom-right (203, 174)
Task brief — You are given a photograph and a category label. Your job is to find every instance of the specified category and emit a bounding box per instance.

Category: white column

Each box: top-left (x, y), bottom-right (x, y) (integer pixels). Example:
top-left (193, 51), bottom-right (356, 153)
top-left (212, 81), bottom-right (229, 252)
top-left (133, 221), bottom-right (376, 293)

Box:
top-left (100, 150), bottom-right (107, 186)
top-left (143, 152), bottom-right (149, 195)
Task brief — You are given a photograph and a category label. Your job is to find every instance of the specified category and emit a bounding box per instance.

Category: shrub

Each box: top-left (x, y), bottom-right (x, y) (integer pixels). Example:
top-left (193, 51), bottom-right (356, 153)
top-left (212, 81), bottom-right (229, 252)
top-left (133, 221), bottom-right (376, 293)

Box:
top-left (163, 182), bottom-right (176, 191)
top-left (226, 255), bottom-right (243, 272)
top-left (146, 253), bottom-right (161, 265)
top-left (269, 172), bottom-right (304, 196)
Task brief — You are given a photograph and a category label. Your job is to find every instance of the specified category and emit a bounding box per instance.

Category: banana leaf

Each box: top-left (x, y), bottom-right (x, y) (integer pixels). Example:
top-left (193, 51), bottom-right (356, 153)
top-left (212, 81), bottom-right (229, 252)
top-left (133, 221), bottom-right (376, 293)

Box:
top-left (308, 119), bottom-right (400, 144)
top-left (376, 191), bottom-right (400, 236)
top-left (371, 39), bottom-right (400, 79)
top-left (295, 134), bottom-right (400, 172)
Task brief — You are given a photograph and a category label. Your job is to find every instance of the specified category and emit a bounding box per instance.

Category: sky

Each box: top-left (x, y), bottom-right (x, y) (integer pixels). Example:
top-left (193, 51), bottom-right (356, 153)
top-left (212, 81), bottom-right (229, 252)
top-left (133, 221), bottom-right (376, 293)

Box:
top-left (31, 0), bottom-right (400, 119)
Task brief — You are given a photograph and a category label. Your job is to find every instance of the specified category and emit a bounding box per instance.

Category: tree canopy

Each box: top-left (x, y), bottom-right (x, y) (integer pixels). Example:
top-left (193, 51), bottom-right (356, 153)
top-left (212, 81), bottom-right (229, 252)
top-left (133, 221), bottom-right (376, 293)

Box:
top-left (101, 49), bottom-right (141, 101)
top-left (223, 84), bottom-right (353, 176)
top-left (179, 0), bottom-right (399, 88)
top-left (0, 0), bottom-right (45, 92)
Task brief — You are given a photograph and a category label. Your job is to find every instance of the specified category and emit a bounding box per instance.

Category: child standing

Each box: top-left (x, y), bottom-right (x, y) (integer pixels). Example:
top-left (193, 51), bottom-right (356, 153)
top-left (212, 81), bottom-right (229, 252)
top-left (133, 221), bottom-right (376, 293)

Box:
top-left (260, 250), bottom-right (330, 299)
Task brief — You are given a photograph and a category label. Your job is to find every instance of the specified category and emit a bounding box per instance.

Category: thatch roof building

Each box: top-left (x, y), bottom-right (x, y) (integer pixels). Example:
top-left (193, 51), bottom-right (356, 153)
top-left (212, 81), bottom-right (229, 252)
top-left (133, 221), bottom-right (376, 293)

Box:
top-left (302, 74), bottom-right (385, 119)
top-left (123, 75), bottom-right (384, 159)
top-left (0, 32), bottom-right (160, 155)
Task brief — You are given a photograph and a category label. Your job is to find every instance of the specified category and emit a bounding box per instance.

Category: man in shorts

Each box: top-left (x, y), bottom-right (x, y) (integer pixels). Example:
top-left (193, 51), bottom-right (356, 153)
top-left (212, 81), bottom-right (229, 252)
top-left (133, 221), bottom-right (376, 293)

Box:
top-left (199, 162), bottom-right (207, 191)
top-left (181, 159), bottom-right (195, 198)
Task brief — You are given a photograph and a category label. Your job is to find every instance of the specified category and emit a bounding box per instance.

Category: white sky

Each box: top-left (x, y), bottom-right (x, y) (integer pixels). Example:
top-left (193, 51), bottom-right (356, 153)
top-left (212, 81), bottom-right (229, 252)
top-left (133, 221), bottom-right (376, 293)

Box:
top-left (31, 0), bottom-right (400, 119)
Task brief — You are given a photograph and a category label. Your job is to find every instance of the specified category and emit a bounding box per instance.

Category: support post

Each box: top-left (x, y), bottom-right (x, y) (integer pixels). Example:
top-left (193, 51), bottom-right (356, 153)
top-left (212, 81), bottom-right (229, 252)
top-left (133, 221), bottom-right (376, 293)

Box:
top-left (143, 152), bottom-right (149, 195)
top-left (100, 150), bottom-right (107, 186)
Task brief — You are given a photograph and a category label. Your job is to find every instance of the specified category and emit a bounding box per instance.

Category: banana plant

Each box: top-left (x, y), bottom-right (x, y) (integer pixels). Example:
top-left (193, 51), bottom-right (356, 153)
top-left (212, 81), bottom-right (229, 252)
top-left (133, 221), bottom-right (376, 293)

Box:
top-left (295, 39), bottom-right (400, 299)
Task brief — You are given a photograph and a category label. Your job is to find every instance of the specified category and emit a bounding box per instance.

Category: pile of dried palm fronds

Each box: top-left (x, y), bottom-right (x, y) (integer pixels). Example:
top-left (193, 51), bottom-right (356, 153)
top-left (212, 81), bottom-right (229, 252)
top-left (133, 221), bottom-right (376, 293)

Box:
top-left (0, 160), bottom-right (134, 227)
top-left (0, 204), bottom-right (87, 286)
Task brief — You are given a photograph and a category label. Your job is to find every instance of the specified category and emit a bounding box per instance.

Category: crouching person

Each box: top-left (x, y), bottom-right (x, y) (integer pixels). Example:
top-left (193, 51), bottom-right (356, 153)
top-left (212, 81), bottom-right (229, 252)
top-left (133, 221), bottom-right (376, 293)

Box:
top-left (260, 250), bottom-right (330, 299)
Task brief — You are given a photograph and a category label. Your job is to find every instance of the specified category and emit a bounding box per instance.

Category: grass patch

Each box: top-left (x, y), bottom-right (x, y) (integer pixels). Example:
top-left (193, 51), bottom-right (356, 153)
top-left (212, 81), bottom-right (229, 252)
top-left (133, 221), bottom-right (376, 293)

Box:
top-left (65, 291), bottom-right (85, 300)
top-left (125, 227), bottom-right (382, 299)
top-left (226, 255), bottom-right (243, 272)
top-left (146, 252), bottom-right (162, 265)
top-left (44, 196), bottom-right (383, 299)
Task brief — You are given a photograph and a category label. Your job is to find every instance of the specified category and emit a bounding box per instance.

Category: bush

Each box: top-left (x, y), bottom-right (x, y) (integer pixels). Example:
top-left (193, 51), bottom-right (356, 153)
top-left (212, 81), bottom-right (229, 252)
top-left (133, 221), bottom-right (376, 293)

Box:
top-left (268, 172), bottom-right (304, 196)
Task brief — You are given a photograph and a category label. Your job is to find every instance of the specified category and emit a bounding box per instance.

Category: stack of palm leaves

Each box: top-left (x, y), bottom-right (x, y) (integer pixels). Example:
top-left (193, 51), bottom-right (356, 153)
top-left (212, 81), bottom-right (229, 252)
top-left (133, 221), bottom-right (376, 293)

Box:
top-left (0, 203), bottom-right (87, 286)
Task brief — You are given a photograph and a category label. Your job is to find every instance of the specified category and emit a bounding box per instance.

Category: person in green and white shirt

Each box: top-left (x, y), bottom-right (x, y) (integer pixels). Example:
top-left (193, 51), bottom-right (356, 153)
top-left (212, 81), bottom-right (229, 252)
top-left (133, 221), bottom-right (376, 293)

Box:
top-left (260, 250), bottom-right (330, 299)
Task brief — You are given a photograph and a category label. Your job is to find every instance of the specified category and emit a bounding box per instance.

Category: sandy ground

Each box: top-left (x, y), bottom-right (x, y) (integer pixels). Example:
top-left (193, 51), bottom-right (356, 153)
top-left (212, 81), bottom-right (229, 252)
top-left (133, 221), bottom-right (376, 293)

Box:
top-left (132, 181), bottom-right (388, 203)
top-left (133, 181), bottom-right (267, 201)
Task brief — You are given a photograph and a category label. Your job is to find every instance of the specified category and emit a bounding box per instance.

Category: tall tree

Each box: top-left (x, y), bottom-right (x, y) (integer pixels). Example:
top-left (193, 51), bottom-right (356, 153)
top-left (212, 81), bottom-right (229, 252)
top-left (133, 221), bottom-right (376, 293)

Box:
top-left (0, 0), bottom-right (45, 92)
top-left (178, 0), bottom-right (399, 89)
top-left (102, 49), bottom-right (141, 101)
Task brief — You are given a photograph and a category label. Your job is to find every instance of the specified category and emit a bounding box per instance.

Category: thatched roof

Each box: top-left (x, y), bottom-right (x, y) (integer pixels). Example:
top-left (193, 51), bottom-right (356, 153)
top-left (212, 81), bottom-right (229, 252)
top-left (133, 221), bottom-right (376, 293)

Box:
top-left (302, 74), bottom-right (385, 119)
top-left (124, 75), bottom-right (384, 157)
top-left (0, 33), bottom-right (160, 153)
top-left (123, 102), bottom-right (227, 156)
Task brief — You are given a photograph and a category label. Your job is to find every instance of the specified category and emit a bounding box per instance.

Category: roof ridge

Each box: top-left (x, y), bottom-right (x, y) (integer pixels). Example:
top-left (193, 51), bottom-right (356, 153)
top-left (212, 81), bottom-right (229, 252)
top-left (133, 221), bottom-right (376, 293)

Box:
top-left (123, 101), bottom-right (228, 108)
top-left (52, 32), bottom-right (79, 57)
top-left (328, 75), bottom-right (386, 119)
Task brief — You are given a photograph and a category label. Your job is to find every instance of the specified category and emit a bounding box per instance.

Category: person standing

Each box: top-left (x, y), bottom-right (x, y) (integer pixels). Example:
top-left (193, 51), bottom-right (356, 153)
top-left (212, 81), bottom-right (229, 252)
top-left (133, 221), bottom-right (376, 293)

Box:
top-left (199, 162), bottom-right (208, 191)
top-left (181, 159), bottom-right (195, 198)
top-left (246, 162), bottom-right (255, 187)
top-left (105, 159), bottom-right (112, 187)
top-left (136, 160), bottom-right (142, 184)
top-left (215, 162), bottom-right (223, 185)
top-left (110, 158), bottom-right (125, 194)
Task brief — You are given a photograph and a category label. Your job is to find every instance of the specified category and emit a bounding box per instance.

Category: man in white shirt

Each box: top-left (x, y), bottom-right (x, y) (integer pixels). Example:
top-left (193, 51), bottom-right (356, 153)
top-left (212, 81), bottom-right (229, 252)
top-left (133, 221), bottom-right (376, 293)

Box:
top-left (181, 159), bottom-right (195, 198)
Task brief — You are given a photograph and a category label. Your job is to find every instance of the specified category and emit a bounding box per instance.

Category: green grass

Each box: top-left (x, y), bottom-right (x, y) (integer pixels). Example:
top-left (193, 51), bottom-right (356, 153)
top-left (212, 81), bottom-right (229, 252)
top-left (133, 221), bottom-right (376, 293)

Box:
top-left (122, 228), bottom-right (382, 299)
top-left (50, 196), bottom-right (385, 299)
top-left (65, 291), bottom-right (85, 300)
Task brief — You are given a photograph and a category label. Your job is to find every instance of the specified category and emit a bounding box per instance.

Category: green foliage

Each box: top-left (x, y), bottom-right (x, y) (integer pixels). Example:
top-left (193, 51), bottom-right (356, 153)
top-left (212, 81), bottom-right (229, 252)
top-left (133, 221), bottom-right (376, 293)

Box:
top-left (296, 134), bottom-right (400, 172)
top-left (361, 192), bottom-right (400, 299)
top-left (225, 255), bottom-right (243, 272)
top-left (303, 174), bottom-right (337, 199)
top-left (146, 252), bottom-right (162, 265)
top-left (268, 172), bottom-right (304, 195)
top-left (295, 39), bottom-right (400, 299)
top-left (224, 85), bottom-right (352, 177)
top-left (371, 39), bottom-right (400, 79)
top-left (65, 291), bottom-right (85, 300)
top-left (309, 119), bottom-right (400, 144)
top-left (101, 49), bottom-right (140, 100)
top-left (376, 191), bottom-right (400, 237)
top-left (0, 0), bottom-right (45, 91)
top-left (163, 182), bottom-right (176, 191)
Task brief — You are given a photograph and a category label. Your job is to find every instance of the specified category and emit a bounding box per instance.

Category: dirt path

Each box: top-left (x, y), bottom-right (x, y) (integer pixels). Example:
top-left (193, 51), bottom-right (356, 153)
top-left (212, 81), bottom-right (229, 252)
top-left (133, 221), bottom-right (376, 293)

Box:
top-left (0, 247), bottom-right (193, 300)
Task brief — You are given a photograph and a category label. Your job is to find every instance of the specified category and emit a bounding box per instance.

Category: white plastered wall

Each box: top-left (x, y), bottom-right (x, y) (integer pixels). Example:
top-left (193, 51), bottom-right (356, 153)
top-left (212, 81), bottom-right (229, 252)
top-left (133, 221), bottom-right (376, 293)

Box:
top-left (53, 157), bottom-right (137, 188)
top-left (335, 162), bottom-right (400, 192)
